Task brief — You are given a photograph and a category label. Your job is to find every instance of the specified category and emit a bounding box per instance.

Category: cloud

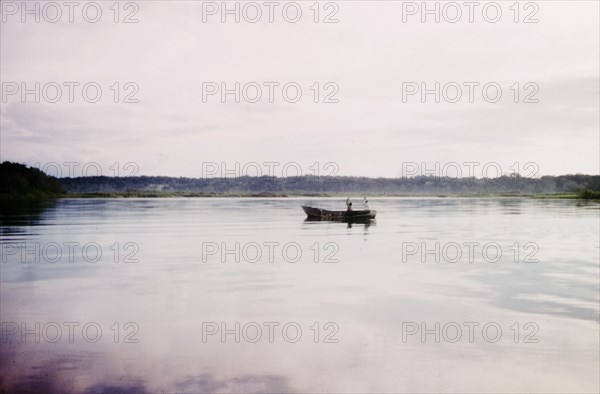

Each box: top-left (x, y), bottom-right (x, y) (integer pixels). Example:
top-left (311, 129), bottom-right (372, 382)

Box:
top-left (1, 1), bottom-right (598, 177)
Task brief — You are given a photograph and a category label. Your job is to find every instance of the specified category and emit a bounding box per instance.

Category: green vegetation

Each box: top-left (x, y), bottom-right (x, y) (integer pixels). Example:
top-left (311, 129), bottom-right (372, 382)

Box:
top-left (1, 161), bottom-right (599, 199)
top-left (67, 191), bottom-right (292, 198)
top-left (530, 190), bottom-right (600, 200)
top-left (0, 162), bottom-right (66, 199)
top-left (60, 173), bottom-right (600, 198)
top-left (578, 189), bottom-right (600, 199)
top-left (527, 193), bottom-right (578, 199)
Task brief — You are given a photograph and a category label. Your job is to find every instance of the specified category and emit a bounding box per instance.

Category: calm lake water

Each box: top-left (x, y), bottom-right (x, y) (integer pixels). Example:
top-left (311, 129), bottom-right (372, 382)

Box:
top-left (1, 197), bottom-right (599, 393)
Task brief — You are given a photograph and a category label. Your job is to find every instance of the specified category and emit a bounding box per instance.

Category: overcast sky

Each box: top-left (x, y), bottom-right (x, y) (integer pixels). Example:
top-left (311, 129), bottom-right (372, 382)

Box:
top-left (1, 1), bottom-right (598, 178)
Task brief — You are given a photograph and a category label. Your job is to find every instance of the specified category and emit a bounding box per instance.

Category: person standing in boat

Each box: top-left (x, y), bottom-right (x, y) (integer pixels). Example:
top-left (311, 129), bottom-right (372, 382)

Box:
top-left (363, 197), bottom-right (371, 211)
top-left (346, 197), bottom-right (353, 211)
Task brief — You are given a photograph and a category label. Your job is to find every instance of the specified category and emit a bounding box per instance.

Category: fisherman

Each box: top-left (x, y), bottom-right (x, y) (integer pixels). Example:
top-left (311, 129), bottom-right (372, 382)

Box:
top-left (363, 197), bottom-right (371, 210)
top-left (346, 197), bottom-right (353, 211)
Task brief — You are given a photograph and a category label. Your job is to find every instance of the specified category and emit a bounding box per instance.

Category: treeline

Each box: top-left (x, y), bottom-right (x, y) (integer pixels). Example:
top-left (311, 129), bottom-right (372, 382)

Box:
top-left (2, 162), bottom-right (599, 198)
top-left (0, 162), bottom-right (65, 199)
top-left (59, 173), bottom-right (600, 196)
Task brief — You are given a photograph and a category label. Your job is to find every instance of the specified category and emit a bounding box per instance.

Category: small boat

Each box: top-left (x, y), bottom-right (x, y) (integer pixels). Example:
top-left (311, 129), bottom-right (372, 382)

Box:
top-left (301, 205), bottom-right (376, 221)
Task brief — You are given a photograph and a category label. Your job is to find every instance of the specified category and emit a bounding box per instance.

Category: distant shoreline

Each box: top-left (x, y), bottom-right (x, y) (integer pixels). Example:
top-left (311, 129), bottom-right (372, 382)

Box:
top-left (2, 162), bottom-right (600, 201)
top-left (4, 191), bottom-right (598, 200)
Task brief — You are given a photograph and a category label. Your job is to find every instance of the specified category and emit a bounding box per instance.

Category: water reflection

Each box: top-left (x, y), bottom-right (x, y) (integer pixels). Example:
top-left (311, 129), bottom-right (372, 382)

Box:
top-left (303, 216), bottom-right (375, 230)
top-left (497, 198), bottom-right (523, 214)
top-left (0, 199), bottom-right (57, 231)
top-left (0, 340), bottom-right (293, 394)
top-left (1, 197), bottom-right (598, 393)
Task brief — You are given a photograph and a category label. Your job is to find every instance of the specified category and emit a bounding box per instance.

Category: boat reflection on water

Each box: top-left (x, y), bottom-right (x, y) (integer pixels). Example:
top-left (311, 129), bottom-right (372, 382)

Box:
top-left (303, 216), bottom-right (375, 230)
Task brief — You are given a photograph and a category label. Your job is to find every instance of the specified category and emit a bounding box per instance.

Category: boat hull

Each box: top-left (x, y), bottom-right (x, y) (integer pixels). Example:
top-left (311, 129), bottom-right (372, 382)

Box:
top-left (301, 205), bottom-right (376, 220)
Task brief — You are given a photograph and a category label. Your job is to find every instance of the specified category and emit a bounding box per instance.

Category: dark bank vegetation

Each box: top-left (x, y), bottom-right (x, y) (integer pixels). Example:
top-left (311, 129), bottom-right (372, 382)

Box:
top-left (578, 189), bottom-right (600, 199)
top-left (0, 162), bottom-right (66, 199)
